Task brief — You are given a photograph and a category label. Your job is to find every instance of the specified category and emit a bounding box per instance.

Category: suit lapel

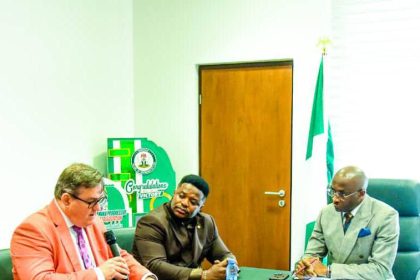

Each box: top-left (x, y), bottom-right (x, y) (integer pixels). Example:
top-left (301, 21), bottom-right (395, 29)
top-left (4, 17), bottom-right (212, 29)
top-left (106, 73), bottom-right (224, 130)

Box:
top-left (85, 223), bottom-right (106, 265)
top-left (169, 218), bottom-right (195, 265)
top-left (328, 210), bottom-right (345, 257)
top-left (191, 215), bottom-right (205, 265)
top-left (48, 200), bottom-right (83, 271)
top-left (336, 196), bottom-right (373, 263)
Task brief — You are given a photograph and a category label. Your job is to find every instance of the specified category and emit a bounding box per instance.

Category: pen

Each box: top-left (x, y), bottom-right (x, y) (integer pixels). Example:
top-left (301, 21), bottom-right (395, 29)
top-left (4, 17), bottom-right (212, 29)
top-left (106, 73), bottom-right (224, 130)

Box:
top-left (291, 258), bottom-right (318, 278)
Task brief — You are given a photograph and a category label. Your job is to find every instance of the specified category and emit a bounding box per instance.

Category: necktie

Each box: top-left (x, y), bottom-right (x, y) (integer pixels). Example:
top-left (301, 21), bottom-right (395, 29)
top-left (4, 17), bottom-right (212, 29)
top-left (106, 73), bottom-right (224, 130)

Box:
top-left (72, 225), bottom-right (93, 269)
top-left (343, 212), bottom-right (353, 233)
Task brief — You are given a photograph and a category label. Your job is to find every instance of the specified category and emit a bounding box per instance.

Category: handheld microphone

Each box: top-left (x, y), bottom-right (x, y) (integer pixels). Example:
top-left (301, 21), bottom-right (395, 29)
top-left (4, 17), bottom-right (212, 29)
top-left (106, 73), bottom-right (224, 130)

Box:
top-left (104, 230), bottom-right (121, 257)
top-left (104, 230), bottom-right (130, 280)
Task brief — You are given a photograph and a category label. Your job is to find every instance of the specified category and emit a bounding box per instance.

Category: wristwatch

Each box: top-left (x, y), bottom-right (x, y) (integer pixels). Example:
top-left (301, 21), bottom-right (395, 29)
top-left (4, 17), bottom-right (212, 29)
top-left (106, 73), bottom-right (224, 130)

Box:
top-left (327, 265), bottom-right (331, 278)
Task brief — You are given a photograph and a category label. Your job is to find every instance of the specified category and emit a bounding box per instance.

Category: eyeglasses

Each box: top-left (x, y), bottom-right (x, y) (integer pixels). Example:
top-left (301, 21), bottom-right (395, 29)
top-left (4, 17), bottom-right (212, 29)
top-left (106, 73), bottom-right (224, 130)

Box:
top-left (327, 187), bottom-right (362, 200)
top-left (69, 193), bottom-right (107, 209)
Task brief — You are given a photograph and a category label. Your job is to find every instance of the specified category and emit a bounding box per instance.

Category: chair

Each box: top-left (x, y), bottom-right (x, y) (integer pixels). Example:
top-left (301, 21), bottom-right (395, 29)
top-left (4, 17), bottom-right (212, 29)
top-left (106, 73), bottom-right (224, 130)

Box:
top-left (113, 227), bottom-right (136, 253)
top-left (367, 179), bottom-right (420, 280)
top-left (0, 248), bottom-right (12, 280)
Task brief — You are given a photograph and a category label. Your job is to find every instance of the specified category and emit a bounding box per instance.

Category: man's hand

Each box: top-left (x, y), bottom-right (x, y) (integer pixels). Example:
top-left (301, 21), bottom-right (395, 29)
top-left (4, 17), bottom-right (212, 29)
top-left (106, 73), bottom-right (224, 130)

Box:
top-left (308, 259), bottom-right (327, 277)
top-left (294, 257), bottom-right (325, 279)
top-left (98, 256), bottom-right (130, 280)
top-left (203, 259), bottom-right (228, 280)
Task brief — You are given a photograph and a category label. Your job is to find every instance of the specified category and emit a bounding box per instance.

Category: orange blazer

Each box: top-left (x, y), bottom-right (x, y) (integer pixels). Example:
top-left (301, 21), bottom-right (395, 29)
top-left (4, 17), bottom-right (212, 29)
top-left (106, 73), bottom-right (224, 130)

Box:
top-left (11, 200), bottom-right (151, 280)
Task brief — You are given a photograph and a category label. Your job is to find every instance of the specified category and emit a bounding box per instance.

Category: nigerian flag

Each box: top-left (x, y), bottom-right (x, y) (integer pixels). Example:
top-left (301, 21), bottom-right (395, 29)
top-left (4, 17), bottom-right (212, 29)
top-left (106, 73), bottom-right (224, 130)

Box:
top-left (306, 56), bottom-right (335, 202)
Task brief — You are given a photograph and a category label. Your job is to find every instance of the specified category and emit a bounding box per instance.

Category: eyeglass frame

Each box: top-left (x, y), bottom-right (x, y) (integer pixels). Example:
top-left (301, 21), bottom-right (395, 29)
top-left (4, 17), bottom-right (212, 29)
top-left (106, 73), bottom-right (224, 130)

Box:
top-left (327, 187), bottom-right (363, 200)
top-left (69, 193), bottom-right (107, 208)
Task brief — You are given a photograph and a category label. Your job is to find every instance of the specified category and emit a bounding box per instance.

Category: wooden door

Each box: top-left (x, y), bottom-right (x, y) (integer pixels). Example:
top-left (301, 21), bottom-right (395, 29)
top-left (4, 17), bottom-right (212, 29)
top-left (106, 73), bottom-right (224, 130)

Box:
top-left (199, 61), bottom-right (293, 270)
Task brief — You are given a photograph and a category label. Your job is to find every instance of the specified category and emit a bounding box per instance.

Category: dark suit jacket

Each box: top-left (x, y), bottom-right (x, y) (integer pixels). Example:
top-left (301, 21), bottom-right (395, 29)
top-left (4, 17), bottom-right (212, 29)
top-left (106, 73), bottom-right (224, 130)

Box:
top-left (10, 200), bottom-right (153, 280)
top-left (132, 203), bottom-right (234, 280)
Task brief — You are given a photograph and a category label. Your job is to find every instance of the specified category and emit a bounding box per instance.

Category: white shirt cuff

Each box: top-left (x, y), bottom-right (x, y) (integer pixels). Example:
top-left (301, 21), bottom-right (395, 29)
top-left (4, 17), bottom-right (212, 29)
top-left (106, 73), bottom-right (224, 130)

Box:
top-left (94, 267), bottom-right (105, 280)
top-left (141, 272), bottom-right (158, 280)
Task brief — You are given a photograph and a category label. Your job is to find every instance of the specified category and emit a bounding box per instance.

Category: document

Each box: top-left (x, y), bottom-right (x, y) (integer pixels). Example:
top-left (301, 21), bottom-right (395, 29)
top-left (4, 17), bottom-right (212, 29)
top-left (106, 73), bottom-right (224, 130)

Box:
top-left (291, 274), bottom-right (332, 279)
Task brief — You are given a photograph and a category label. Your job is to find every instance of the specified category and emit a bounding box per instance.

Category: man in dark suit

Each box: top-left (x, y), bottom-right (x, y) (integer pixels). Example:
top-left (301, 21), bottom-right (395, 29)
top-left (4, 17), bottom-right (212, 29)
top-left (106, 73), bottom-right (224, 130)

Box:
top-left (294, 166), bottom-right (399, 280)
top-left (132, 174), bottom-right (236, 280)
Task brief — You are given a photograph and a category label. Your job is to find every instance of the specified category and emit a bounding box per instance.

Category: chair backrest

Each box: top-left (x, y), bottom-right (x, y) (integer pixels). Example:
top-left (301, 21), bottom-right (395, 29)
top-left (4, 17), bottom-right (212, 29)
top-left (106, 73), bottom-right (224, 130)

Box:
top-left (113, 227), bottom-right (136, 254)
top-left (367, 179), bottom-right (420, 280)
top-left (0, 248), bottom-right (13, 280)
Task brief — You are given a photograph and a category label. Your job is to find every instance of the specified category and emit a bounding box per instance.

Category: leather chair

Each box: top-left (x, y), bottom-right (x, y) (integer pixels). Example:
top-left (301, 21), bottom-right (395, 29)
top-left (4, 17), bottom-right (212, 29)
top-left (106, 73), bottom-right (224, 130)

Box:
top-left (0, 248), bottom-right (12, 280)
top-left (367, 179), bottom-right (420, 280)
top-left (113, 226), bottom-right (136, 253)
top-left (0, 227), bottom-right (136, 280)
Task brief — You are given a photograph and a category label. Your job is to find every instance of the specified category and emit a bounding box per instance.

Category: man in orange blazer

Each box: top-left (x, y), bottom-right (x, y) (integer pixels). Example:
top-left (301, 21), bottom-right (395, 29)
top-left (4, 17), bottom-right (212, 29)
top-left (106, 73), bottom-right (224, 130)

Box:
top-left (10, 163), bottom-right (157, 280)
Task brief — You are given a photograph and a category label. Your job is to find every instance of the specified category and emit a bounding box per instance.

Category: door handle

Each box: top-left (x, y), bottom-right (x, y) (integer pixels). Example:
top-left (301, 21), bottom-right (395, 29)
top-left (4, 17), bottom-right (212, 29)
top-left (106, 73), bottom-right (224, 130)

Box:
top-left (264, 189), bottom-right (286, 197)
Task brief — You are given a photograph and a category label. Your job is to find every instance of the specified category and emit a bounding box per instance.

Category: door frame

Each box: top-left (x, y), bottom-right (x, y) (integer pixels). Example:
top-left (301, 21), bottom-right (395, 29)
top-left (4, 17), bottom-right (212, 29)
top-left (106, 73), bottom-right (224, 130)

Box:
top-left (198, 59), bottom-right (294, 269)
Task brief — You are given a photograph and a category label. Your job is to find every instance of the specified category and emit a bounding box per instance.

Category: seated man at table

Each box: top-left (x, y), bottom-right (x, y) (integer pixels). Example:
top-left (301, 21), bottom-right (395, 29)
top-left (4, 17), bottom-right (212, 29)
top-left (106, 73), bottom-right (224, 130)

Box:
top-left (132, 174), bottom-right (237, 280)
top-left (11, 163), bottom-right (156, 280)
top-left (294, 166), bottom-right (399, 280)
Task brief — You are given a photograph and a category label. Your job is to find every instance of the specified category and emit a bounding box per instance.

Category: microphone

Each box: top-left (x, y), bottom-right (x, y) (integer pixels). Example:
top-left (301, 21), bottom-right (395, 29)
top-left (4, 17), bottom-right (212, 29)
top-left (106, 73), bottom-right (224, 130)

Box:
top-left (105, 230), bottom-right (130, 280)
top-left (104, 230), bottom-right (121, 257)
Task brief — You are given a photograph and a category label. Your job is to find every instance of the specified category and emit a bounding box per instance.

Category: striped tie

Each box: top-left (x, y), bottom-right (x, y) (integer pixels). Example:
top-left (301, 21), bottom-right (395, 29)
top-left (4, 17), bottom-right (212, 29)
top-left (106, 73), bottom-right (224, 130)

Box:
top-left (72, 225), bottom-right (94, 269)
top-left (343, 212), bottom-right (353, 233)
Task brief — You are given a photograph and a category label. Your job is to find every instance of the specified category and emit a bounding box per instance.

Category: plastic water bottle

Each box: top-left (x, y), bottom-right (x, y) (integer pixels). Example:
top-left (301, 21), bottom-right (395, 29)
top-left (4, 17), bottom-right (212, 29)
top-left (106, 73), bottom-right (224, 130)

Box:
top-left (226, 258), bottom-right (238, 280)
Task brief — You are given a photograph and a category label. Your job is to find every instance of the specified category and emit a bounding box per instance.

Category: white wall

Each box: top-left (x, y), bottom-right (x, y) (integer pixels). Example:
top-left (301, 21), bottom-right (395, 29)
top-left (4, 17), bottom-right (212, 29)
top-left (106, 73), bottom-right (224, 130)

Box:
top-left (0, 0), bottom-right (134, 248)
top-left (8, 0), bottom-right (414, 270)
top-left (329, 0), bottom-right (420, 180)
top-left (133, 0), bottom-right (331, 266)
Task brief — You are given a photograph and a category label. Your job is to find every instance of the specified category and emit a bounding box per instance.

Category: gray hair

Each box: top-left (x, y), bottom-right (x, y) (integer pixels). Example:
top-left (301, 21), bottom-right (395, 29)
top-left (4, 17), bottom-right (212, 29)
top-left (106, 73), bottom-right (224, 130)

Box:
top-left (54, 163), bottom-right (103, 199)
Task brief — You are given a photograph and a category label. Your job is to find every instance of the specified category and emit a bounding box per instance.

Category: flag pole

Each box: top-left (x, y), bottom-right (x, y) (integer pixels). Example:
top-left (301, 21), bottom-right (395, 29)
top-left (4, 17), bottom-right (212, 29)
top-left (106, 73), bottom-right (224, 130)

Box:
top-left (316, 37), bottom-right (334, 203)
top-left (317, 37), bottom-right (331, 56)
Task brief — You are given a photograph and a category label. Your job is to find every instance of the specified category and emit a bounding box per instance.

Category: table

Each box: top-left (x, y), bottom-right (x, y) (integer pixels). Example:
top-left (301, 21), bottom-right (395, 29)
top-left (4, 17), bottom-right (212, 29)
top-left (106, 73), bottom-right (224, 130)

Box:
top-left (238, 266), bottom-right (293, 280)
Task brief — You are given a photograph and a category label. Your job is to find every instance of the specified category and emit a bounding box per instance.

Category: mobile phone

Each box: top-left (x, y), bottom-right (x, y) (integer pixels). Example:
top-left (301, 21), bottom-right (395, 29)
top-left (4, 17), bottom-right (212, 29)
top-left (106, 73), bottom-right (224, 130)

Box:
top-left (269, 273), bottom-right (290, 280)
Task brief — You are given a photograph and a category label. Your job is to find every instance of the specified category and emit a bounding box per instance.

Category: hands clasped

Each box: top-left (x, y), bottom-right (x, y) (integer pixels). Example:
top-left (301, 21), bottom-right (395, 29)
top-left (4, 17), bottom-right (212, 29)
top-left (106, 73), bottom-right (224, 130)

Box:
top-left (294, 257), bottom-right (327, 279)
top-left (203, 259), bottom-right (235, 280)
top-left (99, 256), bottom-right (130, 280)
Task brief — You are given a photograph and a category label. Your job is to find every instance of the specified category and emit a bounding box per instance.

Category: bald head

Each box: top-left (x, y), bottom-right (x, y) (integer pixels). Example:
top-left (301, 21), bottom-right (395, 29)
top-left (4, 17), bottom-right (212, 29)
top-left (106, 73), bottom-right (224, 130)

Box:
top-left (334, 166), bottom-right (368, 191)
top-left (331, 166), bottom-right (368, 212)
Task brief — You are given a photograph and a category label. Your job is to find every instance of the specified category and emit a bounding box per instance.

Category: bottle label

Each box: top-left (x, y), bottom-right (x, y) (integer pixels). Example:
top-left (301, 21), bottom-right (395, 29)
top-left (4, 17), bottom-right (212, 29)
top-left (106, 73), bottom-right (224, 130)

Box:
top-left (226, 258), bottom-right (238, 280)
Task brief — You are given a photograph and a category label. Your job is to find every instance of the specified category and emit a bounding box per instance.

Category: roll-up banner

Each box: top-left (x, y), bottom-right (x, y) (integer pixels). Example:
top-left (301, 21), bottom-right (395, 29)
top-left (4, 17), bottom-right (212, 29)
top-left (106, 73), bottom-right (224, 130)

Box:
top-left (98, 138), bottom-right (176, 229)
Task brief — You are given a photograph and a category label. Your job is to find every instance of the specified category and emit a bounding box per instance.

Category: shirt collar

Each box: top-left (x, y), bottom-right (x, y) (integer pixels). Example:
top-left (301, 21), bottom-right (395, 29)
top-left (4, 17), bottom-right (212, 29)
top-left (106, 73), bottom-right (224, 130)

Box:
top-left (342, 197), bottom-right (364, 217)
top-left (54, 199), bottom-right (75, 229)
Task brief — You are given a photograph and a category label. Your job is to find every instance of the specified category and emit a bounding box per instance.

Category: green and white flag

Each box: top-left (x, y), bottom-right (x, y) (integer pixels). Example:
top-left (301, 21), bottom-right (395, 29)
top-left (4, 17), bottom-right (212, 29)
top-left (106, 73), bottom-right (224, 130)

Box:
top-left (306, 56), bottom-right (335, 202)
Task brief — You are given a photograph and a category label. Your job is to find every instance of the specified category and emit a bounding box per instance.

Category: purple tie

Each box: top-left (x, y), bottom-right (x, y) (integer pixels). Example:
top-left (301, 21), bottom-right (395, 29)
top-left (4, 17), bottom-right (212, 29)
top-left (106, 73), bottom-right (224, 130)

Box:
top-left (72, 225), bottom-right (94, 269)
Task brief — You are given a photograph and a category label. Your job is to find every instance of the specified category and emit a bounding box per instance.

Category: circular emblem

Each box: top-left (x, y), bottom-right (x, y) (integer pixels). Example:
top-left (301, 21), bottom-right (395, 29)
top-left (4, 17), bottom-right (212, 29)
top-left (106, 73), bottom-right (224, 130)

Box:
top-left (131, 148), bottom-right (157, 174)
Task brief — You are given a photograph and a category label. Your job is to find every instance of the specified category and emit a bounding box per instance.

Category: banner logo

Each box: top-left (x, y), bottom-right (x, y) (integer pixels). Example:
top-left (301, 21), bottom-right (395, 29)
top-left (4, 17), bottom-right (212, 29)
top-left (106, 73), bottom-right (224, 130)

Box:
top-left (131, 148), bottom-right (157, 174)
